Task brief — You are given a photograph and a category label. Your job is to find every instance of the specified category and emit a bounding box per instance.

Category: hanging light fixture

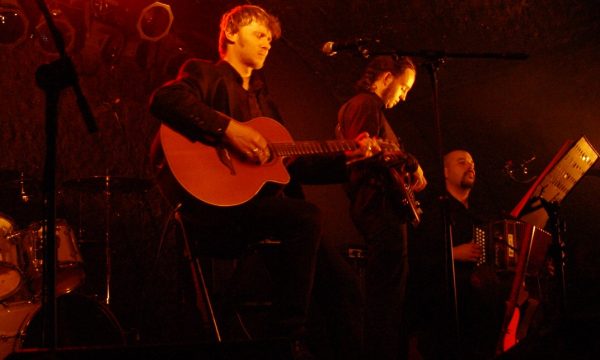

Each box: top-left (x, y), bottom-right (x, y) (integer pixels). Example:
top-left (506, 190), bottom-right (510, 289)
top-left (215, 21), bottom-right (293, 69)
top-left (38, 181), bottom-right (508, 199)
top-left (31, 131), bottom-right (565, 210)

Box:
top-left (136, 2), bottom-right (173, 42)
top-left (0, 0), bottom-right (28, 46)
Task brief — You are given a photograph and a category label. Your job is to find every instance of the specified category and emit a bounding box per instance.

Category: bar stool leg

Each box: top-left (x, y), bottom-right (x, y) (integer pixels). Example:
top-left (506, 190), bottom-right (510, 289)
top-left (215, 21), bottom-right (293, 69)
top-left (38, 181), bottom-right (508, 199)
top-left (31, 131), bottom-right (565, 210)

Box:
top-left (174, 209), bottom-right (222, 342)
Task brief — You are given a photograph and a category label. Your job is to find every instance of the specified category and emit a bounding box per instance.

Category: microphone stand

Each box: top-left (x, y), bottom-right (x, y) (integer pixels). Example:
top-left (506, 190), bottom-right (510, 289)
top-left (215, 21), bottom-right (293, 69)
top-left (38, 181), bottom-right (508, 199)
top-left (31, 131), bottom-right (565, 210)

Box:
top-left (368, 48), bottom-right (528, 358)
top-left (538, 198), bottom-right (568, 314)
top-left (33, 0), bottom-right (97, 352)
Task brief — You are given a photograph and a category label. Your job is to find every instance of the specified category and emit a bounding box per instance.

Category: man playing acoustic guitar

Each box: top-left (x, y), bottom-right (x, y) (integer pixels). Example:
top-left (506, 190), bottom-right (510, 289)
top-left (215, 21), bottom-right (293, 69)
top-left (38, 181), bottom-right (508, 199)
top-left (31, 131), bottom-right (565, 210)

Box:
top-left (149, 5), bottom-right (376, 359)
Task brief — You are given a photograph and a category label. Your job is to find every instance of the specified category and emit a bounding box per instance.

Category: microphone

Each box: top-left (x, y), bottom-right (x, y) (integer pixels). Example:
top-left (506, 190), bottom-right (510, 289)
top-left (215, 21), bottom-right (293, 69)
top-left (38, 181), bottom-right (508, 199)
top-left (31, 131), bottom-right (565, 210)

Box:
top-left (321, 38), bottom-right (371, 57)
top-left (503, 155), bottom-right (537, 183)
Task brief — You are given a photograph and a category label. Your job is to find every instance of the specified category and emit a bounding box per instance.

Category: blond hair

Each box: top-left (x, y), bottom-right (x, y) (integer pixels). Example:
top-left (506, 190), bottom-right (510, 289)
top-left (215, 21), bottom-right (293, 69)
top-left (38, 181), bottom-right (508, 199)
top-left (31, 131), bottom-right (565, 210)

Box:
top-left (218, 5), bottom-right (281, 58)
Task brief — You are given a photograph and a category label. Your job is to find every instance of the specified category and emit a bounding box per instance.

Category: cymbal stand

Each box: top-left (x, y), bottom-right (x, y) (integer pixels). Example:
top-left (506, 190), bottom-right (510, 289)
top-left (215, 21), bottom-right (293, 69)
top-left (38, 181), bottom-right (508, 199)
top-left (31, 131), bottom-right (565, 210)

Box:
top-left (103, 175), bottom-right (113, 306)
top-left (73, 174), bottom-right (115, 305)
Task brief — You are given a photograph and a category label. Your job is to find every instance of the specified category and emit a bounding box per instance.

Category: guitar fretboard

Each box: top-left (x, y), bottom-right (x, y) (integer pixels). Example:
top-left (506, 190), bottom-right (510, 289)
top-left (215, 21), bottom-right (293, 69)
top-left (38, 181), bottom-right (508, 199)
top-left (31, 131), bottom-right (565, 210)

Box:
top-left (269, 141), bottom-right (356, 156)
top-left (269, 140), bottom-right (399, 157)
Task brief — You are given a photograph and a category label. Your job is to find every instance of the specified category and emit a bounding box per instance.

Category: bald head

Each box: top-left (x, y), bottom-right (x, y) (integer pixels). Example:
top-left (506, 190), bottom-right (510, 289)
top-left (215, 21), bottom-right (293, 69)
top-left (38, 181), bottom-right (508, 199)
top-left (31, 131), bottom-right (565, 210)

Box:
top-left (444, 150), bottom-right (475, 204)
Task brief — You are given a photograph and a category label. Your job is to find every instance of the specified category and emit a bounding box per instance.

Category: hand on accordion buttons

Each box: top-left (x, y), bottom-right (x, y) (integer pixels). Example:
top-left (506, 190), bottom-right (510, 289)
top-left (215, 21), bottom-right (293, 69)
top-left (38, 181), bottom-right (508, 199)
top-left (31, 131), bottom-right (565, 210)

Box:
top-left (453, 242), bottom-right (483, 262)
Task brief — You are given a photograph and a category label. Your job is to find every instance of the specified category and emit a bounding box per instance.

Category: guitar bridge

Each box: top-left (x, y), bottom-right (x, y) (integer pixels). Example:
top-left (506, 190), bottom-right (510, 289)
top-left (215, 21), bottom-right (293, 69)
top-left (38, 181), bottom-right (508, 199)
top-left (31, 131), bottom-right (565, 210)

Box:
top-left (217, 146), bottom-right (236, 175)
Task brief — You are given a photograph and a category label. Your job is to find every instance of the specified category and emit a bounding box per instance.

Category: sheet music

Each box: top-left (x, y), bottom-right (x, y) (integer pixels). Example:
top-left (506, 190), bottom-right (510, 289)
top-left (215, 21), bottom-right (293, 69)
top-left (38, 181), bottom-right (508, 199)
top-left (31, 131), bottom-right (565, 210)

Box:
top-left (512, 136), bottom-right (598, 228)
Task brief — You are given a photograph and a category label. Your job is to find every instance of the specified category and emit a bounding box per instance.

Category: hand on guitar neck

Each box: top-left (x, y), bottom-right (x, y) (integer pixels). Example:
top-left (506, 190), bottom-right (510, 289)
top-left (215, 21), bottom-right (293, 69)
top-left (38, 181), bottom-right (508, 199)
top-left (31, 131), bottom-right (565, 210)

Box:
top-left (344, 132), bottom-right (383, 165)
top-left (381, 151), bottom-right (427, 226)
top-left (381, 150), bottom-right (428, 193)
top-left (410, 164), bottom-right (427, 193)
top-left (225, 118), bottom-right (380, 166)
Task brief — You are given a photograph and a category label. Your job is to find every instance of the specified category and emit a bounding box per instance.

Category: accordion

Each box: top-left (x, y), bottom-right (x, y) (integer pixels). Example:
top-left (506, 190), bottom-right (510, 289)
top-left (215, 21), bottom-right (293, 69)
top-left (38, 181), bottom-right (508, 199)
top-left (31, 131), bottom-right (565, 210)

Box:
top-left (473, 220), bottom-right (552, 276)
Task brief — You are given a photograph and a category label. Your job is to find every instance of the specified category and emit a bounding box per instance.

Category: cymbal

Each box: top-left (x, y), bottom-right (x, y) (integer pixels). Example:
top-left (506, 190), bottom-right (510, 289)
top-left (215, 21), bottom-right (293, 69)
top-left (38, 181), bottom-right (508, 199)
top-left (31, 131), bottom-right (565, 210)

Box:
top-left (0, 170), bottom-right (40, 188)
top-left (0, 178), bottom-right (41, 189)
top-left (62, 176), bottom-right (153, 193)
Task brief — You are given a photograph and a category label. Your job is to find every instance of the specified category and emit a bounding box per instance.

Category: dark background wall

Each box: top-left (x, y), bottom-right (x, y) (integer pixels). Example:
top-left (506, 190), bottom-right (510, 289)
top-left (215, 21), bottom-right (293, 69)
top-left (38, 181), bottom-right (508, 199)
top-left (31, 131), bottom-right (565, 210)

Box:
top-left (1, 0), bottom-right (598, 345)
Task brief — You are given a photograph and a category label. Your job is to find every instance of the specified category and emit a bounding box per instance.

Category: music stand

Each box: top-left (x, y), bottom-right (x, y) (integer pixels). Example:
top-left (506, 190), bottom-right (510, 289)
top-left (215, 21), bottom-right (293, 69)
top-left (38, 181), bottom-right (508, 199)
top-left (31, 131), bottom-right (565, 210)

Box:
top-left (497, 136), bottom-right (599, 354)
top-left (510, 135), bottom-right (599, 227)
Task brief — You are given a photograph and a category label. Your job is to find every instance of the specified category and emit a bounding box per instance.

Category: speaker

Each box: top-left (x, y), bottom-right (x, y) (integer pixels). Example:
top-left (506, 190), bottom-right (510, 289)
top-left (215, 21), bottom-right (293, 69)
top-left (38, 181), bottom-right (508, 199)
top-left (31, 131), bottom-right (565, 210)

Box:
top-left (5, 339), bottom-right (292, 360)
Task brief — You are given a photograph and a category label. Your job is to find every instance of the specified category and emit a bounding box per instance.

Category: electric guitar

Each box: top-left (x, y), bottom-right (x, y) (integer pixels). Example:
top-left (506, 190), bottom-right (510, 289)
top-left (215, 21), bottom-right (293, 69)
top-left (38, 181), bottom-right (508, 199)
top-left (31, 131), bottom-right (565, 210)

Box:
top-left (156, 117), bottom-right (422, 224)
top-left (382, 152), bottom-right (423, 227)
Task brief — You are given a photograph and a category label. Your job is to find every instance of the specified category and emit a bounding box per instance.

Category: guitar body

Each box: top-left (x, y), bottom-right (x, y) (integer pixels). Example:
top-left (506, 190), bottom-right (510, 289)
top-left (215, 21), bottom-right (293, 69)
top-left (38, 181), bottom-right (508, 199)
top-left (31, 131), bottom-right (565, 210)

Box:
top-left (385, 159), bottom-right (422, 227)
top-left (502, 307), bottom-right (520, 351)
top-left (159, 117), bottom-right (291, 207)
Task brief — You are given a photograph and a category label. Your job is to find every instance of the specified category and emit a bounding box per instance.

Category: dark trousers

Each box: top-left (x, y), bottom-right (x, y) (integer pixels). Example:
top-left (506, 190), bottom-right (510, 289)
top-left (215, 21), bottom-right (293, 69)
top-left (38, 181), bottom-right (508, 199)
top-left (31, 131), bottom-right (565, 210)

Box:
top-left (353, 209), bottom-right (410, 360)
top-left (311, 236), bottom-right (365, 360)
top-left (180, 194), bottom-right (322, 339)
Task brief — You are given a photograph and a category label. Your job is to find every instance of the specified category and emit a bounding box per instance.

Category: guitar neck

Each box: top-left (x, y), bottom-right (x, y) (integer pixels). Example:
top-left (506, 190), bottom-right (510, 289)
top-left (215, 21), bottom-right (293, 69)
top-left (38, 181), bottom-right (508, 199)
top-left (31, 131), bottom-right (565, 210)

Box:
top-left (269, 140), bottom-right (355, 157)
top-left (269, 140), bottom-right (399, 157)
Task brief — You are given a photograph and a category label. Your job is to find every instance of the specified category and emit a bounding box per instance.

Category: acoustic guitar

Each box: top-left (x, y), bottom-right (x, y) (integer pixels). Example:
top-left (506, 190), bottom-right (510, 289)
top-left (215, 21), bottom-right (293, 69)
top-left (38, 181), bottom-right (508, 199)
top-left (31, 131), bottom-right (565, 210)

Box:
top-left (156, 116), bottom-right (422, 225)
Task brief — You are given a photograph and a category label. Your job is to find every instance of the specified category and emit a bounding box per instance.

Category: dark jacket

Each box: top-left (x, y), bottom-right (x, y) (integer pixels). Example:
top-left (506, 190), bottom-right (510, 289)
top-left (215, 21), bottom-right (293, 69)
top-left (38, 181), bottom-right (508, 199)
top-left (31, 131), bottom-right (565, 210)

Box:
top-left (337, 92), bottom-right (408, 223)
top-left (150, 59), bottom-right (281, 143)
top-left (149, 59), bottom-right (348, 201)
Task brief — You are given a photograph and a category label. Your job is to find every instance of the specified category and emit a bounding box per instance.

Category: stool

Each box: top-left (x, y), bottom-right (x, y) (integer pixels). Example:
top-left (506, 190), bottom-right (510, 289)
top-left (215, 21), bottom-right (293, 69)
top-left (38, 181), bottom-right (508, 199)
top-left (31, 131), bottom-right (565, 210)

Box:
top-left (212, 239), bottom-right (282, 341)
top-left (172, 207), bottom-right (281, 342)
top-left (173, 208), bottom-right (222, 342)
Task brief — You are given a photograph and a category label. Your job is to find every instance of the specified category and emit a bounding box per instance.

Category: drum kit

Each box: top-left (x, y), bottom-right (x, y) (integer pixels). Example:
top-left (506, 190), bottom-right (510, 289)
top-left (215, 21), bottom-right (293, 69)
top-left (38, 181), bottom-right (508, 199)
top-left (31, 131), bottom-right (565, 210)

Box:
top-left (0, 170), bottom-right (152, 358)
top-left (0, 217), bottom-right (85, 301)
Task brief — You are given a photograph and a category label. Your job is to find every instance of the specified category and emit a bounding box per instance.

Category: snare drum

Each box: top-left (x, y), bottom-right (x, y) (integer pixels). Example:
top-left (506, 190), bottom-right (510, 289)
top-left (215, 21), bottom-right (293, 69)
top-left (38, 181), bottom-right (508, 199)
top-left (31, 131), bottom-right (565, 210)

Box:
top-left (0, 214), bottom-right (23, 301)
top-left (0, 293), bottom-right (125, 359)
top-left (21, 219), bottom-right (85, 295)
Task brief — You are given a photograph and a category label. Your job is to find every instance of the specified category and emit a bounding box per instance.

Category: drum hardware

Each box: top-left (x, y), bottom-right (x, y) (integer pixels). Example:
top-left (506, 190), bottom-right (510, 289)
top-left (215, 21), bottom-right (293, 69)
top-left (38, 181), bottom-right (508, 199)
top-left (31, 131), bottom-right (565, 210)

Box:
top-left (19, 220), bottom-right (85, 297)
top-left (0, 172), bottom-right (43, 228)
top-left (0, 215), bottom-right (85, 305)
top-left (0, 172), bottom-right (39, 201)
top-left (0, 215), bottom-right (23, 302)
top-left (0, 293), bottom-right (126, 359)
top-left (0, 172), bottom-right (33, 204)
top-left (61, 175), bottom-right (152, 305)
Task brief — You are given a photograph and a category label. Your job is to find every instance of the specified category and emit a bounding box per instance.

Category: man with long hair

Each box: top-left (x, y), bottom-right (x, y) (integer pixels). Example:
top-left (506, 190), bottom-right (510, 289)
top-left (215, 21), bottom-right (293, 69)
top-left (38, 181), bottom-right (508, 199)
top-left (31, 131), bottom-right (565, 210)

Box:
top-left (337, 55), bottom-right (427, 359)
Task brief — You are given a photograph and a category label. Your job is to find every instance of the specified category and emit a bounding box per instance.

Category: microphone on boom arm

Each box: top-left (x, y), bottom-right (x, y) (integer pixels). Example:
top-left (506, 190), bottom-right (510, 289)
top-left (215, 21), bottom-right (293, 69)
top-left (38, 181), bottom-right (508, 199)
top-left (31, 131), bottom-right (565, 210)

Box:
top-left (321, 38), bottom-right (373, 58)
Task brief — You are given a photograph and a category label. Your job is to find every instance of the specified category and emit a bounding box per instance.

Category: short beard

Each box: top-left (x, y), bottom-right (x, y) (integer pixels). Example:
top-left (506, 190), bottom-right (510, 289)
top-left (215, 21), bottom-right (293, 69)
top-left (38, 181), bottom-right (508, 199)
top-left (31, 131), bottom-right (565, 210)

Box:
top-left (461, 176), bottom-right (475, 189)
top-left (379, 84), bottom-right (395, 108)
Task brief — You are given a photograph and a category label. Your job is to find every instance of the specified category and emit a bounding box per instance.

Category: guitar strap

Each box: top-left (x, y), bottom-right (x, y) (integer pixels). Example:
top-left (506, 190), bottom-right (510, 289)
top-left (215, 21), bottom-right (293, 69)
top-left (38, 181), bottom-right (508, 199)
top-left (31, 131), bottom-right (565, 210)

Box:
top-left (334, 102), bottom-right (347, 140)
top-left (335, 102), bottom-right (402, 149)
